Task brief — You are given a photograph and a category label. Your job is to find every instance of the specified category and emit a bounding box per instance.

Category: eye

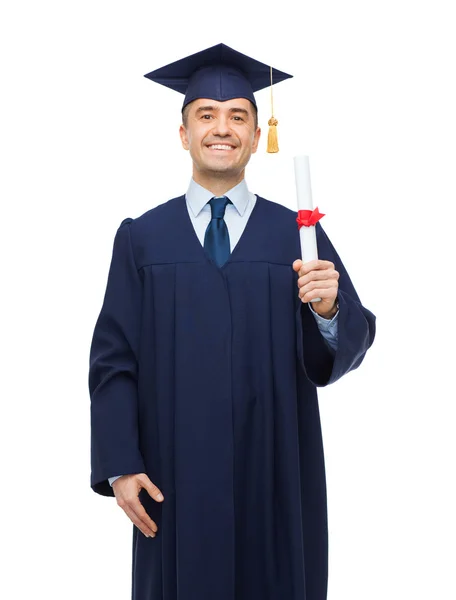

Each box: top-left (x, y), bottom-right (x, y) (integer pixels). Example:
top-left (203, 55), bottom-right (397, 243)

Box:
top-left (201, 114), bottom-right (213, 120)
top-left (232, 116), bottom-right (244, 121)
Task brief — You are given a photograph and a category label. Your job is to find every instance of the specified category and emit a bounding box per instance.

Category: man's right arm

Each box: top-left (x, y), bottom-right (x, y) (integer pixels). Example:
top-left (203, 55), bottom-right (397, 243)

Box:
top-left (89, 219), bottom-right (146, 497)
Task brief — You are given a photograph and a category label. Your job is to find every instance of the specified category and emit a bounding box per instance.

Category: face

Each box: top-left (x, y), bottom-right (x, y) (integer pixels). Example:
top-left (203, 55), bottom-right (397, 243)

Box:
top-left (179, 98), bottom-right (261, 179)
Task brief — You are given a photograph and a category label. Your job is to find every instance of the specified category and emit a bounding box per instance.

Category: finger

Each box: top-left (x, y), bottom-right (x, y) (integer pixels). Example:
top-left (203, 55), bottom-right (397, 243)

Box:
top-left (298, 260), bottom-right (335, 277)
top-left (299, 279), bottom-right (339, 298)
top-left (300, 286), bottom-right (338, 303)
top-left (123, 505), bottom-right (156, 538)
top-left (292, 259), bottom-right (303, 272)
top-left (142, 478), bottom-right (165, 503)
top-left (128, 499), bottom-right (159, 534)
top-left (117, 493), bottom-right (158, 534)
top-left (298, 269), bottom-right (339, 288)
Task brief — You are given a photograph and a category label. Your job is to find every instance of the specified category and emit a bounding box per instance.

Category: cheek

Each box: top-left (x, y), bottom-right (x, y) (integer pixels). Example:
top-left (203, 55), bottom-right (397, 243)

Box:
top-left (186, 132), bottom-right (199, 151)
top-left (241, 133), bottom-right (256, 152)
top-left (189, 129), bottom-right (209, 149)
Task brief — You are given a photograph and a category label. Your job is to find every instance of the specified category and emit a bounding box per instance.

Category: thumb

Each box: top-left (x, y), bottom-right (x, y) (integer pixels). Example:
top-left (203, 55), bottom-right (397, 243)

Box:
top-left (141, 476), bottom-right (164, 502)
top-left (292, 259), bottom-right (302, 272)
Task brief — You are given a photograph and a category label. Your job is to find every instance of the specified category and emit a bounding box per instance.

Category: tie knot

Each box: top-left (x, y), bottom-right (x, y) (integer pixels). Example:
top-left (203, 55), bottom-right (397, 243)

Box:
top-left (209, 196), bottom-right (231, 219)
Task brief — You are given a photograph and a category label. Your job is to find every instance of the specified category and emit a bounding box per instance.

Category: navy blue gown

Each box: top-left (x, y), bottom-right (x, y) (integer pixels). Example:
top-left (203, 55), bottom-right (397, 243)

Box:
top-left (89, 194), bottom-right (376, 600)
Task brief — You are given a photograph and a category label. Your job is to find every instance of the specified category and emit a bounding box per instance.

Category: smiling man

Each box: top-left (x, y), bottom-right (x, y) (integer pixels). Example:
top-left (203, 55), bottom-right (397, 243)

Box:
top-left (179, 98), bottom-right (260, 195)
top-left (89, 43), bottom-right (376, 600)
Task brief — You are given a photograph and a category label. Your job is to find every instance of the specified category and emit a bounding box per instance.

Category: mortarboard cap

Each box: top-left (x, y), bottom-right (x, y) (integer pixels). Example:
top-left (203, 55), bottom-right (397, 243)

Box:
top-left (144, 43), bottom-right (292, 110)
top-left (144, 43), bottom-right (293, 153)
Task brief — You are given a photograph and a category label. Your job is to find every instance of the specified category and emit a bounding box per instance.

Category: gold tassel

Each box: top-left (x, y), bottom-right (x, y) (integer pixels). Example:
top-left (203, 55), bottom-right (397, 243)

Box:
top-left (266, 66), bottom-right (279, 153)
top-left (267, 117), bottom-right (279, 153)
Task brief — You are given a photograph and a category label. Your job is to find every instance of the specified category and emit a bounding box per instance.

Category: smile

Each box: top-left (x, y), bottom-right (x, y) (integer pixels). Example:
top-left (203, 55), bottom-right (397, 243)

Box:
top-left (206, 144), bottom-right (236, 151)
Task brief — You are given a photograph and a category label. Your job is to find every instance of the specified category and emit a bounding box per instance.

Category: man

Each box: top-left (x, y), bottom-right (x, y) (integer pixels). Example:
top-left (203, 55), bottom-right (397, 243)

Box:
top-left (89, 43), bottom-right (376, 600)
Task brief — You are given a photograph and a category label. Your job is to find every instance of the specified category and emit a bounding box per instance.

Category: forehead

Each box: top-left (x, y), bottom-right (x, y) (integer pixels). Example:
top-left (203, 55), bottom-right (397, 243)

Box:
top-left (188, 97), bottom-right (254, 113)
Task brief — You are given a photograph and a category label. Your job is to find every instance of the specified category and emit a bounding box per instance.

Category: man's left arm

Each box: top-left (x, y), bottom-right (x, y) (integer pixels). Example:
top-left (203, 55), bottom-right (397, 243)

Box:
top-left (293, 222), bottom-right (376, 386)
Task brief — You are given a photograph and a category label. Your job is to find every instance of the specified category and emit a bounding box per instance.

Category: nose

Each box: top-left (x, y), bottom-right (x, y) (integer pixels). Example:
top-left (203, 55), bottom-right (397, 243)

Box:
top-left (211, 114), bottom-right (231, 137)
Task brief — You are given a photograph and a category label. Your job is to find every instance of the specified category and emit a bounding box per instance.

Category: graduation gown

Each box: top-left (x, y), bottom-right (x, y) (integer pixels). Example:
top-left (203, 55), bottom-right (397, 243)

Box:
top-left (89, 194), bottom-right (376, 600)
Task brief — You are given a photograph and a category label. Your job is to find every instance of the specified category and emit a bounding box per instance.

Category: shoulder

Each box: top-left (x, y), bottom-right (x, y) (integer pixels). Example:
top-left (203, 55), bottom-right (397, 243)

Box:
top-left (115, 195), bottom-right (186, 267)
top-left (255, 194), bottom-right (333, 249)
top-left (254, 195), bottom-right (298, 232)
top-left (255, 195), bottom-right (305, 229)
top-left (118, 195), bottom-right (185, 236)
top-left (255, 195), bottom-right (297, 218)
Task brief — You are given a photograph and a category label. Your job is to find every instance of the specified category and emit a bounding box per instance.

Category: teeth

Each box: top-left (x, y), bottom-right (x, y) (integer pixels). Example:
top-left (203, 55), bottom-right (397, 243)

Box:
top-left (208, 144), bottom-right (234, 150)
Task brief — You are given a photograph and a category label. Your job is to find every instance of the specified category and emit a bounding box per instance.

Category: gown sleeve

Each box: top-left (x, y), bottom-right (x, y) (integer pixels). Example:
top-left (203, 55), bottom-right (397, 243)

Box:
top-left (296, 222), bottom-right (376, 387)
top-left (89, 219), bottom-right (146, 497)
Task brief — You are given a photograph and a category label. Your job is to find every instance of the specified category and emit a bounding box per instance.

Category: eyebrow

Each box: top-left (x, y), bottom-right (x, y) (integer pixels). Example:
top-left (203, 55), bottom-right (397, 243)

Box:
top-left (195, 105), bottom-right (251, 119)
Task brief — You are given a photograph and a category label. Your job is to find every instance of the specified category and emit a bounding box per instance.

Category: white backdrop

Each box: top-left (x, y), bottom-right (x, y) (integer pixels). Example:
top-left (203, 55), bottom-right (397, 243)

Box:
top-left (1, 1), bottom-right (455, 599)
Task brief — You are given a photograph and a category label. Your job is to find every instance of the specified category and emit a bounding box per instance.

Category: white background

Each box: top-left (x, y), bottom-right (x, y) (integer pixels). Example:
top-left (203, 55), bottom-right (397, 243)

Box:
top-left (1, 1), bottom-right (455, 598)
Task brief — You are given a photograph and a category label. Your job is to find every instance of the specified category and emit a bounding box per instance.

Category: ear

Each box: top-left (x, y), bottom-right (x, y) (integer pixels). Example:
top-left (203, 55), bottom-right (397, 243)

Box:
top-left (179, 124), bottom-right (189, 150)
top-left (251, 126), bottom-right (261, 154)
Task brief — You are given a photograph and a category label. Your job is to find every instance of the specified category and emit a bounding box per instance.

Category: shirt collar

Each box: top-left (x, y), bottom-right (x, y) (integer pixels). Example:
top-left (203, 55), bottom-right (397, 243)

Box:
top-left (185, 178), bottom-right (251, 218)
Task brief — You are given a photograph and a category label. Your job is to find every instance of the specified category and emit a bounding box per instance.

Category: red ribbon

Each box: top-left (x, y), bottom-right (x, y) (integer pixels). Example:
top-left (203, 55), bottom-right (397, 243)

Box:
top-left (296, 207), bottom-right (325, 229)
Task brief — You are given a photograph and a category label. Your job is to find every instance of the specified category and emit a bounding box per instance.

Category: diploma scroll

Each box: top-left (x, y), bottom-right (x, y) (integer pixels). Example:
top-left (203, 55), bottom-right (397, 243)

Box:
top-left (293, 155), bottom-right (325, 303)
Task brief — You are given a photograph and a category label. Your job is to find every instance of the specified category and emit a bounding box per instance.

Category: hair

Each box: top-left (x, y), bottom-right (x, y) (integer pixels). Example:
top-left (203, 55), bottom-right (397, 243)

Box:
top-left (181, 100), bottom-right (258, 130)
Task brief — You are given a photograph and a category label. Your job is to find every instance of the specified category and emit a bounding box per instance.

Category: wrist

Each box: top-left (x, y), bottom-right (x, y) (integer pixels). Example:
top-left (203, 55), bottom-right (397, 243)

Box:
top-left (317, 299), bottom-right (339, 320)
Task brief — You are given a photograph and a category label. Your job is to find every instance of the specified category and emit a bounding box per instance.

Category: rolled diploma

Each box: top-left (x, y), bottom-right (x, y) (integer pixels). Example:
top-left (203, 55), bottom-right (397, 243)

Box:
top-left (294, 155), bottom-right (320, 302)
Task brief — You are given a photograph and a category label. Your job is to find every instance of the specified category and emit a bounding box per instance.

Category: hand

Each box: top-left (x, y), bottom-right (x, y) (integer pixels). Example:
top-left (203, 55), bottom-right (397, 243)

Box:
top-left (112, 473), bottom-right (164, 538)
top-left (292, 259), bottom-right (339, 318)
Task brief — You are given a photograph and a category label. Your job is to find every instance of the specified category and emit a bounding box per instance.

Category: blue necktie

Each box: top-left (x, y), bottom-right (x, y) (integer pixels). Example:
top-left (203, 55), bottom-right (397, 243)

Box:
top-left (204, 196), bottom-right (232, 267)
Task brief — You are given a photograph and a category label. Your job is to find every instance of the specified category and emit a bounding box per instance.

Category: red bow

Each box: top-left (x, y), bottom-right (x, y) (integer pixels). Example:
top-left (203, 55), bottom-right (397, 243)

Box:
top-left (296, 208), bottom-right (325, 229)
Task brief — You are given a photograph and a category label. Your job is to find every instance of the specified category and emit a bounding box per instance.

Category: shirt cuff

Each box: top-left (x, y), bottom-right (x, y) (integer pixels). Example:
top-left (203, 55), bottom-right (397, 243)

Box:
top-left (308, 301), bottom-right (339, 327)
top-left (308, 301), bottom-right (339, 351)
top-left (108, 476), bottom-right (123, 486)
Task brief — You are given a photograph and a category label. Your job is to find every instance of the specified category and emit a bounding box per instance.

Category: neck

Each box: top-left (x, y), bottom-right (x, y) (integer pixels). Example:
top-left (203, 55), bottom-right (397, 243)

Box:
top-left (192, 169), bottom-right (245, 197)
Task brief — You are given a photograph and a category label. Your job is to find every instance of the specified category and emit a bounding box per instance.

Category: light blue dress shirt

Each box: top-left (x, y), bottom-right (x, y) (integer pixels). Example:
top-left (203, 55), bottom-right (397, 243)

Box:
top-left (108, 179), bottom-right (339, 487)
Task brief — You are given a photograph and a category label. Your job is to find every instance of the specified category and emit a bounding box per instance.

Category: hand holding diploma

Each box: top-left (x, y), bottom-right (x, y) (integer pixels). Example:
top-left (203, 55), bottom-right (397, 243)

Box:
top-left (292, 155), bottom-right (339, 318)
top-left (292, 259), bottom-right (339, 319)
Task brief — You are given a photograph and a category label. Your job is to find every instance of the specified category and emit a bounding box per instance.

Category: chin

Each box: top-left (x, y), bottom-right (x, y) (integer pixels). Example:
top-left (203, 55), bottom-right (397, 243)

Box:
top-left (202, 160), bottom-right (237, 173)
top-left (208, 164), bottom-right (240, 176)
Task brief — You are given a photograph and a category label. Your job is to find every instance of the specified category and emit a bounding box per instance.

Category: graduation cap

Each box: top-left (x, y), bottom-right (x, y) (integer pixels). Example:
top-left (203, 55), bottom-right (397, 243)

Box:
top-left (144, 43), bottom-right (293, 153)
